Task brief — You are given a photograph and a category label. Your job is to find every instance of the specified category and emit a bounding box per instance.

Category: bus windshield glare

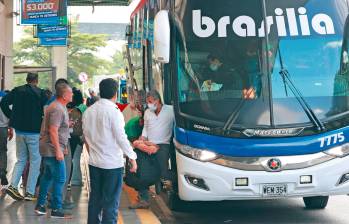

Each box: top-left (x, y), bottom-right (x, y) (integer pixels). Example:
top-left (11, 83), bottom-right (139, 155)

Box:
top-left (175, 0), bottom-right (349, 129)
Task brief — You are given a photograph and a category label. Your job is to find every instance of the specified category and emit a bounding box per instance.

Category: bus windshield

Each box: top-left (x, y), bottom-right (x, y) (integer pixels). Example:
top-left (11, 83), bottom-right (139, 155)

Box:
top-left (175, 0), bottom-right (348, 129)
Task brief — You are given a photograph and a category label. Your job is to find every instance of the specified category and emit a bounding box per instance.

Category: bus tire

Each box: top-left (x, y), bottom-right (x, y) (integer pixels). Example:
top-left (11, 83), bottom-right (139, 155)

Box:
top-left (303, 196), bottom-right (329, 209)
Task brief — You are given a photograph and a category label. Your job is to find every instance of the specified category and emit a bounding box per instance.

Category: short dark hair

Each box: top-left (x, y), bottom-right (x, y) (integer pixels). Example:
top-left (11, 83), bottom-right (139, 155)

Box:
top-left (56, 83), bottom-right (70, 98)
top-left (99, 78), bottom-right (118, 99)
top-left (72, 88), bottom-right (84, 106)
top-left (55, 78), bottom-right (69, 91)
top-left (26, 72), bottom-right (38, 83)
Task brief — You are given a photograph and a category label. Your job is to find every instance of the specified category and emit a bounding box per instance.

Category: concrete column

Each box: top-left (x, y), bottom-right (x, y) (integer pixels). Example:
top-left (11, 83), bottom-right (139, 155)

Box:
top-left (51, 46), bottom-right (68, 88)
top-left (0, 0), bottom-right (14, 90)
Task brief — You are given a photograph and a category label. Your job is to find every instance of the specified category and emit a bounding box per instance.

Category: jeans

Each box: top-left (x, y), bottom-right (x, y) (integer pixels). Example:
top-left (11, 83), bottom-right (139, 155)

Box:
top-left (138, 144), bottom-right (170, 202)
top-left (69, 136), bottom-right (82, 184)
top-left (71, 144), bottom-right (83, 185)
top-left (88, 165), bottom-right (123, 224)
top-left (0, 127), bottom-right (8, 171)
top-left (37, 157), bottom-right (66, 210)
top-left (10, 133), bottom-right (41, 194)
top-left (63, 143), bottom-right (72, 201)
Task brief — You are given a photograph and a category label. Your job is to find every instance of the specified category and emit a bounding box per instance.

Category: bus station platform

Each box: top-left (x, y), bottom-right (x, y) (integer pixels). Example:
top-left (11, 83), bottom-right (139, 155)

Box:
top-left (0, 138), bottom-right (161, 224)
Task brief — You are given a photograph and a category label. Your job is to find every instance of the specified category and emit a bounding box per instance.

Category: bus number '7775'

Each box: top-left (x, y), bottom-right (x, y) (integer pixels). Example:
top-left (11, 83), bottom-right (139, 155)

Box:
top-left (319, 132), bottom-right (345, 148)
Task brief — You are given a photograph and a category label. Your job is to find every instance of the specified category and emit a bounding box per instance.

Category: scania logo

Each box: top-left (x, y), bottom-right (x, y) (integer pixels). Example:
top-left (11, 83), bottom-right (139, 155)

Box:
top-left (267, 158), bottom-right (282, 171)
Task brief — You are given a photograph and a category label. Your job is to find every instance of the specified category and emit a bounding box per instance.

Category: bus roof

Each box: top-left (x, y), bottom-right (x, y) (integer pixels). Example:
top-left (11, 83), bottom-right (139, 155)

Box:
top-left (130, 0), bottom-right (148, 20)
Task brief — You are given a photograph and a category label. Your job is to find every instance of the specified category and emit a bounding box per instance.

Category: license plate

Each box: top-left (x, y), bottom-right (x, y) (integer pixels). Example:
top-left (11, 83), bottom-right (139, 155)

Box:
top-left (262, 184), bottom-right (288, 197)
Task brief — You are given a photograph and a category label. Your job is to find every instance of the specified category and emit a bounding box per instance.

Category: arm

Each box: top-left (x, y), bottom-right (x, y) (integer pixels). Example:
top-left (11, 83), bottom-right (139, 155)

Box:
top-left (7, 128), bottom-right (13, 141)
top-left (47, 106), bottom-right (64, 161)
top-left (84, 138), bottom-right (90, 154)
top-left (82, 113), bottom-right (89, 154)
top-left (140, 110), bottom-right (148, 140)
top-left (112, 110), bottom-right (137, 160)
top-left (49, 125), bottom-right (64, 161)
top-left (0, 90), bottom-right (14, 119)
top-left (134, 140), bottom-right (159, 154)
top-left (112, 110), bottom-right (137, 172)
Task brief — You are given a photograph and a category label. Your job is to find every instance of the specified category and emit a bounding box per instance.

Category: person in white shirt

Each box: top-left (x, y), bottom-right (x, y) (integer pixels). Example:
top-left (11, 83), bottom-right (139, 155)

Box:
top-left (0, 91), bottom-right (13, 186)
top-left (129, 89), bottom-right (175, 209)
top-left (83, 78), bottom-right (137, 224)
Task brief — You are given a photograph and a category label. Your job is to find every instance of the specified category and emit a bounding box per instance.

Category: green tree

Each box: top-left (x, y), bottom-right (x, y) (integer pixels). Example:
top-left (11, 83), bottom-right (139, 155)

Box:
top-left (110, 50), bottom-right (125, 74)
top-left (67, 24), bottom-right (111, 87)
top-left (13, 24), bottom-right (113, 90)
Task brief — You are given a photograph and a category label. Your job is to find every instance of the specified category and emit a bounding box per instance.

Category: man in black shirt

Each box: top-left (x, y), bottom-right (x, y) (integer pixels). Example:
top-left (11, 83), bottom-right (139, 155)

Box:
top-left (1, 73), bottom-right (47, 201)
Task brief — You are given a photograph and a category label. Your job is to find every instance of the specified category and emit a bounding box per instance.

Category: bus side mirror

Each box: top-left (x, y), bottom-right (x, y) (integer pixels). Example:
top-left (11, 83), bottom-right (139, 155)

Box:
top-left (154, 10), bottom-right (170, 64)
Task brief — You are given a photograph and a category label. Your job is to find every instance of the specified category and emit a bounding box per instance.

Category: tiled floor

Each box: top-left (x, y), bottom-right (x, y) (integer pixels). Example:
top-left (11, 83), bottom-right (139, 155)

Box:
top-left (0, 136), bottom-right (160, 224)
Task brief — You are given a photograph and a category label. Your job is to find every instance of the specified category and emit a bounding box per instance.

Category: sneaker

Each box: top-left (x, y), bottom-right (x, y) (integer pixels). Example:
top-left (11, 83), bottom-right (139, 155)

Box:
top-left (67, 184), bottom-right (71, 191)
top-left (24, 192), bottom-right (37, 201)
top-left (51, 209), bottom-right (72, 219)
top-left (6, 185), bottom-right (24, 201)
top-left (128, 200), bottom-right (150, 209)
top-left (34, 204), bottom-right (47, 215)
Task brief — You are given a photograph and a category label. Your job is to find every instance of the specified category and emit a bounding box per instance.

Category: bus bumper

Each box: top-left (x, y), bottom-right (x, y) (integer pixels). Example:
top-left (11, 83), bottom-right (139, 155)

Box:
top-left (176, 151), bottom-right (349, 201)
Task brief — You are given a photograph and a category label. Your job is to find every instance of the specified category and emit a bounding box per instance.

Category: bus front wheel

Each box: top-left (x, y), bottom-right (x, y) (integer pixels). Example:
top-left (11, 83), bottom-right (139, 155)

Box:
top-left (303, 196), bottom-right (329, 209)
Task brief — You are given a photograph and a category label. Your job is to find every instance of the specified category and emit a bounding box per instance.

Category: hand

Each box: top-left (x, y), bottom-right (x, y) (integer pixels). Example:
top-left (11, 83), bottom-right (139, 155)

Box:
top-left (243, 87), bottom-right (256, 99)
top-left (55, 150), bottom-right (64, 161)
top-left (129, 159), bottom-right (137, 173)
top-left (63, 147), bottom-right (68, 155)
top-left (147, 147), bottom-right (158, 155)
top-left (69, 120), bottom-right (75, 128)
top-left (7, 128), bottom-right (13, 141)
top-left (139, 136), bottom-right (147, 141)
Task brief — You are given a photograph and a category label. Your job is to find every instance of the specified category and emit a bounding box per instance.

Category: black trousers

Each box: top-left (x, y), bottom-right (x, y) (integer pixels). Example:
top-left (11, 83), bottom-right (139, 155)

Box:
top-left (0, 127), bottom-right (8, 171)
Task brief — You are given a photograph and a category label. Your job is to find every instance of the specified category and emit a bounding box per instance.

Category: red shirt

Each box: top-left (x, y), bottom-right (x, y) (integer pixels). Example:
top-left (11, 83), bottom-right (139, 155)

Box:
top-left (116, 103), bottom-right (128, 112)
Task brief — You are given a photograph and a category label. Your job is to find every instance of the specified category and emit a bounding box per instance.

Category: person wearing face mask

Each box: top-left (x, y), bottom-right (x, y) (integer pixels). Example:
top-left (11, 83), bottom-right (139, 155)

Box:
top-left (201, 54), bottom-right (235, 92)
top-left (129, 90), bottom-right (175, 209)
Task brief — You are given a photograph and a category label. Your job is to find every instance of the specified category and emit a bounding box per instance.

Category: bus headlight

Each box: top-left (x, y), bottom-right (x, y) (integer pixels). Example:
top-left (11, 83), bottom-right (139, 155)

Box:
top-left (176, 142), bottom-right (219, 162)
top-left (324, 143), bottom-right (349, 158)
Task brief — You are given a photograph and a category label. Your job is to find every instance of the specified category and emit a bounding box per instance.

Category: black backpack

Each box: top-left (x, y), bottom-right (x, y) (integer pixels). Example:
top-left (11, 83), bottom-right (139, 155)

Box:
top-left (124, 149), bottom-right (161, 190)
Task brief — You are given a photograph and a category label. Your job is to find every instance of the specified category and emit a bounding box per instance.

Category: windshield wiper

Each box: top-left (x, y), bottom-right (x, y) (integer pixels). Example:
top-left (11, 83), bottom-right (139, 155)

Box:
top-left (222, 99), bottom-right (246, 131)
top-left (278, 48), bottom-right (326, 132)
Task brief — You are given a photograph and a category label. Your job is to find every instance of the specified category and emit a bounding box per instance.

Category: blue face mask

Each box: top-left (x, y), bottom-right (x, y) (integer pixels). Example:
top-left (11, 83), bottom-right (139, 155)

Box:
top-left (210, 64), bottom-right (219, 71)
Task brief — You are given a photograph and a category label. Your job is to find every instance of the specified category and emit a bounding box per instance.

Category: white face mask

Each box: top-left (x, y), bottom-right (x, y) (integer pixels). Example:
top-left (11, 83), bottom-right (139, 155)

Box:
top-left (209, 64), bottom-right (219, 71)
top-left (147, 103), bottom-right (157, 112)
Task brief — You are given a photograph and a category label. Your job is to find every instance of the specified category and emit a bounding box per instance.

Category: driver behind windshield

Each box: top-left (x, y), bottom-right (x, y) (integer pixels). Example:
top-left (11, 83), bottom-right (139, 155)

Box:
top-left (200, 54), bottom-right (234, 92)
top-left (200, 53), bottom-right (259, 100)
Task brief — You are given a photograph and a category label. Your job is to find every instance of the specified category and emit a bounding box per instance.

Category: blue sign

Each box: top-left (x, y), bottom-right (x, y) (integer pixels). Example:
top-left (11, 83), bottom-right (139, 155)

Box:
top-left (21, 0), bottom-right (67, 25)
top-left (36, 25), bottom-right (68, 38)
top-left (38, 37), bottom-right (67, 46)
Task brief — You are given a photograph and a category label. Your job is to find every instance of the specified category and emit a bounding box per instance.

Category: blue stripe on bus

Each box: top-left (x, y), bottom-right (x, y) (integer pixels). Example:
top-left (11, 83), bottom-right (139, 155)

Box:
top-left (174, 126), bottom-right (349, 157)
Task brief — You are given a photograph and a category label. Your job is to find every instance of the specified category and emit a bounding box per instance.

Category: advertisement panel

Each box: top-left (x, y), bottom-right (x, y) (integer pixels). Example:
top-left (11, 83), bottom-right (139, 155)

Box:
top-left (36, 25), bottom-right (68, 38)
top-left (38, 37), bottom-right (67, 46)
top-left (21, 0), bottom-right (67, 25)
